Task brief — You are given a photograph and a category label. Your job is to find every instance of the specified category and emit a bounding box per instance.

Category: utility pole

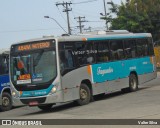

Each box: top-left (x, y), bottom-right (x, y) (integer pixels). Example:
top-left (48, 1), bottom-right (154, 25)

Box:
top-left (100, 1), bottom-right (113, 30)
top-left (84, 26), bottom-right (92, 32)
top-left (135, 2), bottom-right (138, 12)
top-left (56, 1), bottom-right (72, 35)
top-left (103, 0), bottom-right (108, 30)
top-left (74, 16), bottom-right (87, 33)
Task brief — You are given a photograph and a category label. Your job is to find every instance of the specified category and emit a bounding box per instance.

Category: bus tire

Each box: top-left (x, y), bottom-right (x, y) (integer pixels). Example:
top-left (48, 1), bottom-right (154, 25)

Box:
top-left (38, 104), bottom-right (53, 111)
top-left (0, 92), bottom-right (12, 112)
top-left (129, 74), bottom-right (138, 92)
top-left (77, 83), bottom-right (91, 106)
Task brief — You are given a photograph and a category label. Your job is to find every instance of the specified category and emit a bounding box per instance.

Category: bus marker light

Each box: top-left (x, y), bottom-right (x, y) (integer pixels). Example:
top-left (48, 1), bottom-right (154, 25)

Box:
top-left (82, 38), bottom-right (87, 41)
top-left (19, 91), bottom-right (23, 96)
top-left (87, 65), bottom-right (91, 75)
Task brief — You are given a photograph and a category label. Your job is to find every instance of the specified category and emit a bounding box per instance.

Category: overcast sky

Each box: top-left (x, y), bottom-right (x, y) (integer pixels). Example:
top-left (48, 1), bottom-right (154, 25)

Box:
top-left (0, 0), bottom-right (125, 48)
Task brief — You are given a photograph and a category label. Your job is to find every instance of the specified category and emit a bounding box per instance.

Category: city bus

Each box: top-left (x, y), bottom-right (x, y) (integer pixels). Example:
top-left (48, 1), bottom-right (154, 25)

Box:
top-left (0, 49), bottom-right (12, 111)
top-left (10, 31), bottom-right (156, 110)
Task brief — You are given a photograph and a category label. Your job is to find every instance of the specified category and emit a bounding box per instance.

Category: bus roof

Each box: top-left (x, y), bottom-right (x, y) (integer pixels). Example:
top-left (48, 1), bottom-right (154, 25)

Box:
top-left (12, 31), bottom-right (152, 45)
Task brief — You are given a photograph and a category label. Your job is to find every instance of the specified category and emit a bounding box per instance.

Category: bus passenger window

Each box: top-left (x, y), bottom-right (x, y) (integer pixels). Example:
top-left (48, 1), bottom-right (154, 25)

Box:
top-left (148, 38), bottom-right (154, 56)
top-left (96, 41), bottom-right (110, 63)
top-left (65, 50), bottom-right (74, 68)
top-left (60, 50), bottom-right (74, 69)
top-left (60, 52), bottom-right (67, 71)
top-left (124, 40), bottom-right (136, 58)
top-left (136, 39), bottom-right (149, 57)
top-left (86, 42), bottom-right (95, 64)
top-left (0, 55), bottom-right (9, 75)
top-left (74, 43), bottom-right (86, 65)
top-left (110, 40), bottom-right (125, 60)
top-left (59, 43), bottom-right (74, 72)
top-left (75, 42), bottom-right (95, 66)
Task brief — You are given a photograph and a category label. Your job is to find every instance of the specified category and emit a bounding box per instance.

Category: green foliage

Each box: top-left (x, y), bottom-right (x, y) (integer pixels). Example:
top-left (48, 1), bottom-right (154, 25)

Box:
top-left (109, 0), bottom-right (160, 41)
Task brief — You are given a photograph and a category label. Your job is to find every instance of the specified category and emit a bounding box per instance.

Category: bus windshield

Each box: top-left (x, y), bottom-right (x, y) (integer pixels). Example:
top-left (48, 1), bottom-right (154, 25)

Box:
top-left (10, 40), bottom-right (57, 90)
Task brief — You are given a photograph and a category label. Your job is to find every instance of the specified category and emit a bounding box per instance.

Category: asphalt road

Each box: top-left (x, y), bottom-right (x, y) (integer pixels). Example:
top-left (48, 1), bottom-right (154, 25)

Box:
top-left (0, 73), bottom-right (160, 127)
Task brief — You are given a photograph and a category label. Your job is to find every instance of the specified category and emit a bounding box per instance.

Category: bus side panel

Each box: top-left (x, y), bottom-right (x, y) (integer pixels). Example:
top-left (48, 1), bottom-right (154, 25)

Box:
top-left (91, 57), bottom-right (156, 90)
top-left (138, 72), bottom-right (157, 85)
top-left (0, 75), bottom-right (10, 105)
top-left (91, 82), bottom-right (105, 94)
top-left (138, 57), bottom-right (157, 84)
top-left (61, 56), bottom-right (156, 102)
top-left (61, 66), bottom-right (93, 102)
top-left (106, 77), bottom-right (129, 93)
top-left (0, 83), bottom-right (2, 105)
top-left (61, 66), bottom-right (109, 102)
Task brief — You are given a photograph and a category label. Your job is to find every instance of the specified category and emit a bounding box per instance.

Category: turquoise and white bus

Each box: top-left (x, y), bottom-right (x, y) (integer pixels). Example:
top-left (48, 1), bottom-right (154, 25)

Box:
top-left (10, 31), bottom-right (156, 110)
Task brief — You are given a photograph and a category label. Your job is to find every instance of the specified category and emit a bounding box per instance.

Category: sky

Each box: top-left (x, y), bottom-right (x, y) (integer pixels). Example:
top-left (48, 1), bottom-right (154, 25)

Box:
top-left (0, 0), bottom-right (125, 49)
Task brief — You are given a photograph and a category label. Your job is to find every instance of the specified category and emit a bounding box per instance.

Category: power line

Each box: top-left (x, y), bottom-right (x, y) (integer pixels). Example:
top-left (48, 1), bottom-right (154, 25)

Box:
top-left (56, 6), bottom-right (67, 24)
top-left (87, 20), bottom-right (104, 22)
top-left (72, 10), bottom-right (100, 18)
top-left (72, 0), bottom-right (98, 4)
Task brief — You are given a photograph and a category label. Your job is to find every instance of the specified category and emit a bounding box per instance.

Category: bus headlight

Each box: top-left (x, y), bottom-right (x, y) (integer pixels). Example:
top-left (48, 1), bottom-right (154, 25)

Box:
top-left (12, 89), bottom-right (20, 98)
top-left (51, 86), bottom-right (57, 93)
top-left (12, 91), bottom-right (16, 96)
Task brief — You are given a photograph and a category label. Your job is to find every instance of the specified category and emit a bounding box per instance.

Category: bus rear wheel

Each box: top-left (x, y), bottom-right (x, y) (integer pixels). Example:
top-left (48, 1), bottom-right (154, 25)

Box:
top-left (129, 74), bottom-right (138, 92)
top-left (38, 104), bottom-right (53, 111)
top-left (0, 92), bottom-right (12, 112)
top-left (77, 83), bottom-right (91, 106)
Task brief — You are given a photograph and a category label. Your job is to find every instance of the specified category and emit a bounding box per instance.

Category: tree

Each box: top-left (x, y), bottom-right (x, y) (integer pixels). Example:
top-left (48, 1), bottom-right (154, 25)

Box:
top-left (109, 0), bottom-right (160, 41)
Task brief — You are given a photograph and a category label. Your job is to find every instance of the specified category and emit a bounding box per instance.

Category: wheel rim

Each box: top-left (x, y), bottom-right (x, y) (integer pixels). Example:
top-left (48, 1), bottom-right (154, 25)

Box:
top-left (2, 97), bottom-right (10, 107)
top-left (80, 88), bottom-right (88, 100)
top-left (131, 78), bottom-right (137, 90)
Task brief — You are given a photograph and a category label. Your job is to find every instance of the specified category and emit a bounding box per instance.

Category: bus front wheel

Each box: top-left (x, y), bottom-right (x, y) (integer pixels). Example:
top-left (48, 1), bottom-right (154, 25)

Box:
top-left (77, 83), bottom-right (91, 106)
top-left (129, 74), bottom-right (138, 92)
top-left (0, 92), bottom-right (12, 112)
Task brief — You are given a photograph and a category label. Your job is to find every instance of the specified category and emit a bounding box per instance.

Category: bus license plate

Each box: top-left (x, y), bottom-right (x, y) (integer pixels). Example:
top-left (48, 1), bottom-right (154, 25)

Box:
top-left (29, 101), bottom-right (39, 106)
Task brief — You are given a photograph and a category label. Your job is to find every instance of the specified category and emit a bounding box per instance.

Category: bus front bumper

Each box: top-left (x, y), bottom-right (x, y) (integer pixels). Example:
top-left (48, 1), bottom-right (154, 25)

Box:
top-left (12, 91), bottom-right (63, 106)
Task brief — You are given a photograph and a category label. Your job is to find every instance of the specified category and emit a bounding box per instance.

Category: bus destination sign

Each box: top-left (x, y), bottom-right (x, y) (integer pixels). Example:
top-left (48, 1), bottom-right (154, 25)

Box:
top-left (17, 41), bottom-right (50, 51)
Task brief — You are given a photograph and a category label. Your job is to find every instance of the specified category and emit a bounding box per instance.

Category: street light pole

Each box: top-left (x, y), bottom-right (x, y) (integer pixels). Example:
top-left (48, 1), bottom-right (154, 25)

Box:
top-left (44, 16), bottom-right (68, 34)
